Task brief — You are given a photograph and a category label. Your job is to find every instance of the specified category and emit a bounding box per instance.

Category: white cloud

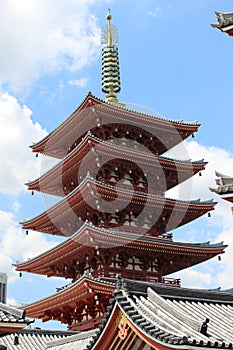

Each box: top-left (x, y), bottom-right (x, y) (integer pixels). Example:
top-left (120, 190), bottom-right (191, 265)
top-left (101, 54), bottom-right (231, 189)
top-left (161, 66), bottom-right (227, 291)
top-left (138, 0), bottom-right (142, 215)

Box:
top-left (178, 269), bottom-right (212, 289)
top-left (0, 0), bottom-right (101, 90)
top-left (0, 92), bottom-right (47, 195)
top-left (167, 140), bottom-right (233, 201)
top-left (0, 209), bottom-right (57, 283)
top-left (68, 78), bottom-right (89, 88)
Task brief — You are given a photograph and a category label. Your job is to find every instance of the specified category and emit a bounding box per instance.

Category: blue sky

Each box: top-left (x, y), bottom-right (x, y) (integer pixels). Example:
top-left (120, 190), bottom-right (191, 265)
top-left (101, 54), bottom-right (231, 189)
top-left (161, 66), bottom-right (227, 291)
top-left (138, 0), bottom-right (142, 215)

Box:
top-left (0, 0), bottom-right (233, 330)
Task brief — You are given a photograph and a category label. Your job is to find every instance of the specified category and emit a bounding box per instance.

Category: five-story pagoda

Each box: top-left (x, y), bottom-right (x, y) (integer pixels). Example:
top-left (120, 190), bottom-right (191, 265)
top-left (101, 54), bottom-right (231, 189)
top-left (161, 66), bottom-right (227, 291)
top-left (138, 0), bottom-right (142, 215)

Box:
top-left (15, 10), bottom-right (226, 332)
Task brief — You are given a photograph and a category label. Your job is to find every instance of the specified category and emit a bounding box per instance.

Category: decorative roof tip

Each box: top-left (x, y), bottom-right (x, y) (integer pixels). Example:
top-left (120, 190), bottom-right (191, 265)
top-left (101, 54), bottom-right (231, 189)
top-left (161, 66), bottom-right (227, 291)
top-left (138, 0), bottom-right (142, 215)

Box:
top-left (101, 9), bottom-right (125, 108)
top-left (211, 11), bottom-right (233, 30)
top-left (106, 9), bottom-right (114, 47)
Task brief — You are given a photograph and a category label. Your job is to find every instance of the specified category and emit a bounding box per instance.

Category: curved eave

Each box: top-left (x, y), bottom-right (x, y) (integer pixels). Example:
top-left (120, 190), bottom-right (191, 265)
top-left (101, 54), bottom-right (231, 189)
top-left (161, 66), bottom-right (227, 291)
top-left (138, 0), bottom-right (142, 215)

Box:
top-left (30, 92), bottom-right (97, 153)
top-left (21, 177), bottom-right (216, 235)
top-left (91, 287), bottom-right (233, 350)
top-left (211, 12), bottom-right (233, 36)
top-left (27, 132), bottom-right (207, 195)
top-left (15, 222), bottom-right (226, 276)
top-left (210, 187), bottom-right (233, 194)
top-left (30, 92), bottom-right (200, 156)
top-left (215, 192), bottom-right (233, 203)
top-left (22, 275), bottom-right (114, 319)
top-left (91, 302), bottom-right (186, 350)
top-left (212, 25), bottom-right (233, 36)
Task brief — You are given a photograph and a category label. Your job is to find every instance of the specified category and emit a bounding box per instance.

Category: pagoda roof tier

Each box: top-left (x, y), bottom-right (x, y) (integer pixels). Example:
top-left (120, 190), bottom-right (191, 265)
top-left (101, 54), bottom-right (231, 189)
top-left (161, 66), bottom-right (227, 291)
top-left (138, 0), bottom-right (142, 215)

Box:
top-left (22, 274), bottom-right (115, 331)
top-left (30, 93), bottom-right (200, 158)
top-left (21, 177), bottom-right (216, 237)
top-left (211, 12), bottom-right (233, 36)
top-left (15, 222), bottom-right (226, 281)
top-left (27, 132), bottom-right (207, 197)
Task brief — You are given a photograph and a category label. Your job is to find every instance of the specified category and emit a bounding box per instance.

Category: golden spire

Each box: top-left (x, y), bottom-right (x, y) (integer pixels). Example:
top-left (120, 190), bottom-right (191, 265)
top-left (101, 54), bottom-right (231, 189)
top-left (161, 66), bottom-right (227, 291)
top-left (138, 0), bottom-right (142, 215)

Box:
top-left (101, 9), bottom-right (124, 106)
top-left (107, 9), bottom-right (113, 46)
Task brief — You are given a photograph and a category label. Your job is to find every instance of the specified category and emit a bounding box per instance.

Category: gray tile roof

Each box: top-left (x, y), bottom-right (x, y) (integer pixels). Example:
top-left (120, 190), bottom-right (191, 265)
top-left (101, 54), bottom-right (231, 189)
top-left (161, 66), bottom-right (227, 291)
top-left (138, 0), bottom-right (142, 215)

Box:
top-left (2, 281), bottom-right (233, 349)
top-left (0, 303), bottom-right (26, 323)
top-left (45, 330), bottom-right (96, 350)
top-left (0, 302), bottom-right (32, 337)
top-left (0, 329), bottom-right (77, 350)
top-left (210, 172), bottom-right (233, 195)
top-left (211, 12), bottom-right (233, 29)
top-left (123, 278), bottom-right (233, 303)
top-left (87, 279), bottom-right (233, 349)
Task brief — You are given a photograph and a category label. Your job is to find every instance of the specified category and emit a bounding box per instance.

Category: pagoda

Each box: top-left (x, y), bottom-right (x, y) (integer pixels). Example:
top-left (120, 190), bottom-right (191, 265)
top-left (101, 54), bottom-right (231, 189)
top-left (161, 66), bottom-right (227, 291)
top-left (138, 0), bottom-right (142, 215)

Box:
top-left (15, 10), bottom-right (226, 332)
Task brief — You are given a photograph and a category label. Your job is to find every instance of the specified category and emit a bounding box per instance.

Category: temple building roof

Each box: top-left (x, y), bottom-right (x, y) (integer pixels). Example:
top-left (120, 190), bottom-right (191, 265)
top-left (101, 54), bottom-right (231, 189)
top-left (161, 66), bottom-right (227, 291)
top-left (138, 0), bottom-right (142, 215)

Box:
top-left (210, 171), bottom-right (233, 203)
top-left (86, 278), bottom-right (233, 349)
top-left (0, 328), bottom-right (78, 350)
top-left (45, 330), bottom-right (95, 350)
top-left (3, 280), bottom-right (233, 349)
top-left (0, 302), bottom-right (32, 337)
top-left (211, 12), bottom-right (233, 36)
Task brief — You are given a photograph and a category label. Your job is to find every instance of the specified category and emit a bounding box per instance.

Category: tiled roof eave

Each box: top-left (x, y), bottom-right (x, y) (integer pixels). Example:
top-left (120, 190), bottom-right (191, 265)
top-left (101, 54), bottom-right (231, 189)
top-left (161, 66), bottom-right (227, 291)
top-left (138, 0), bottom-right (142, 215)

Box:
top-left (122, 278), bottom-right (233, 304)
top-left (89, 288), bottom-right (233, 349)
top-left (30, 92), bottom-right (94, 149)
top-left (15, 221), bottom-right (226, 269)
top-left (22, 274), bottom-right (115, 310)
top-left (45, 329), bottom-right (96, 348)
top-left (0, 302), bottom-right (27, 320)
top-left (27, 132), bottom-right (207, 188)
top-left (30, 92), bottom-right (200, 151)
top-left (88, 291), bottom-right (187, 350)
top-left (21, 176), bottom-right (217, 226)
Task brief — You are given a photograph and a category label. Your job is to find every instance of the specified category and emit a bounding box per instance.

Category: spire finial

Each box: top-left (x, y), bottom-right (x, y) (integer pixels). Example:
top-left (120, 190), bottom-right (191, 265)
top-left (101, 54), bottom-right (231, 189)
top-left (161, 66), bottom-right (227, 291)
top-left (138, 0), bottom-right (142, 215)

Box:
top-left (101, 10), bottom-right (125, 107)
top-left (107, 9), bottom-right (112, 46)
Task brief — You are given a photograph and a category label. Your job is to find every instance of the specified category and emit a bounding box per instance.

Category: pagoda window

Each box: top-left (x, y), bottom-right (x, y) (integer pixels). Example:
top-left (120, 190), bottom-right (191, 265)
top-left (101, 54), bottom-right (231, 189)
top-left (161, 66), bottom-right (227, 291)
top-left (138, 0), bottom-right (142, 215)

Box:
top-left (109, 261), bottom-right (114, 268)
top-left (148, 259), bottom-right (159, 273)
top-left (122, 179), bottom-right (131, 186)
top-left (127, 257), bottom-right (134, 270)
top-left (135, 257), bottom-right (143, 271)
top-left (109, 216), bottom-right (117, 224)
top-left (114, 254), bottom-right (121, 268)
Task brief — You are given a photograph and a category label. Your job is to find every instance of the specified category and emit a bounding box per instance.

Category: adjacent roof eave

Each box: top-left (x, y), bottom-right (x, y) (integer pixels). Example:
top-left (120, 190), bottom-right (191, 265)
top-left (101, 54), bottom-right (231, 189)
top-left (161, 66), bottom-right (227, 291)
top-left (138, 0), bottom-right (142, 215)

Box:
top-left (90, 297), bottom-right (187, 350)
top-left (211, 11), bottom-right (233, 35)
top-left (90, 285), bottom-right (233, 349)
